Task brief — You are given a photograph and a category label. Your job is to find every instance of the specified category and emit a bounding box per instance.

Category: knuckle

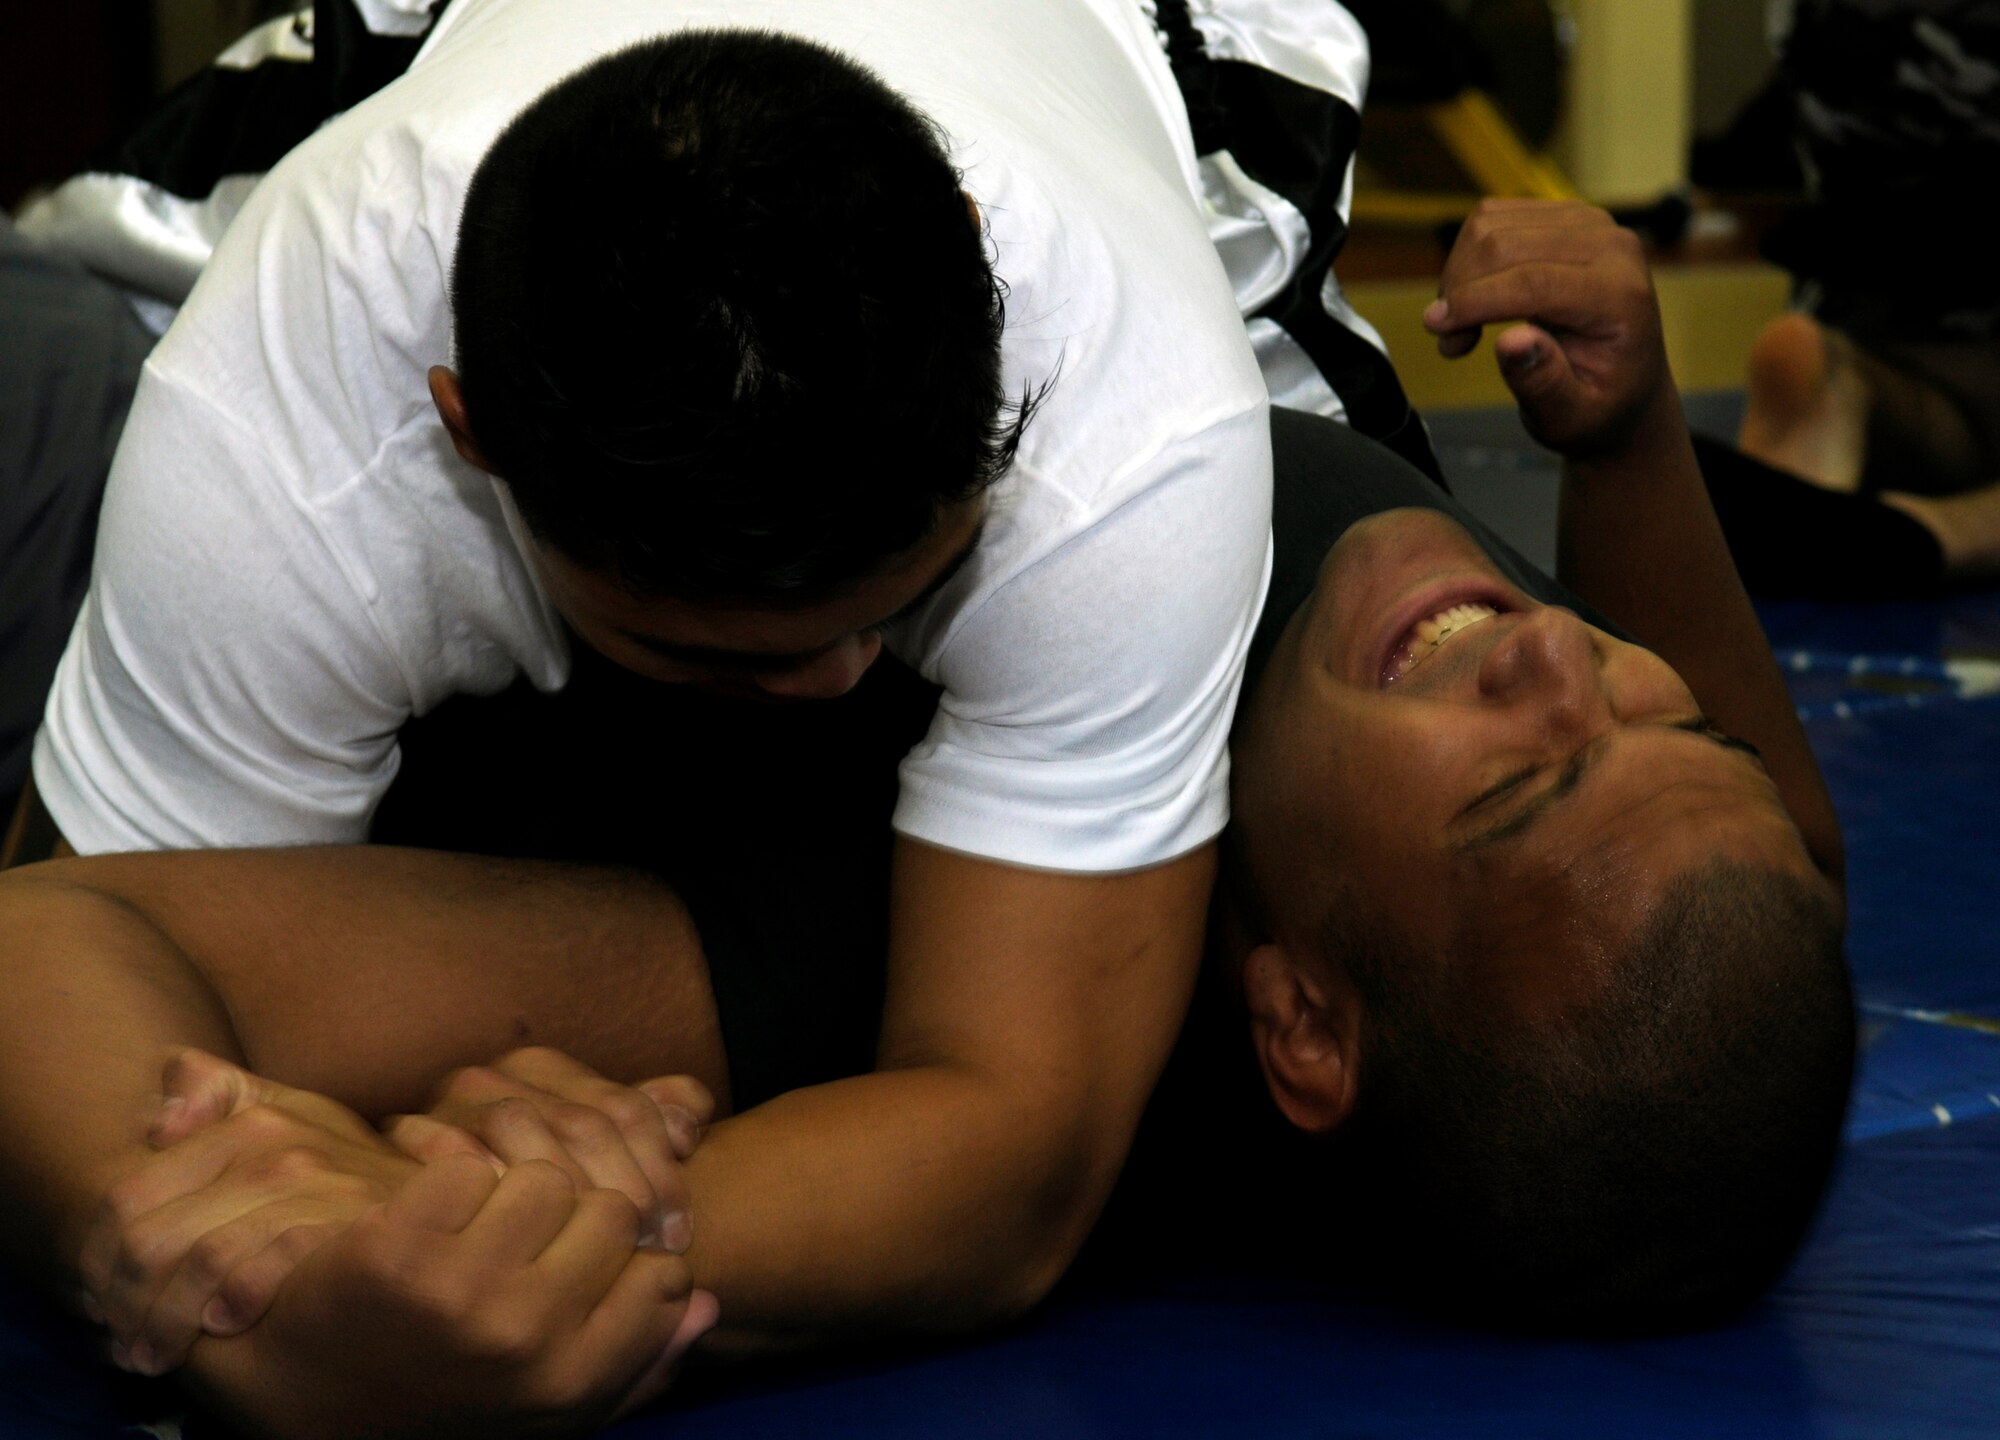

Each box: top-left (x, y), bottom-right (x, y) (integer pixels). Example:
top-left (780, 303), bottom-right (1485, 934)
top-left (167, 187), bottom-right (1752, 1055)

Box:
top-left (594, 1089), bottom-right (654, 1133)
top-left (462, 1310), bottom-right (541, 1368)
top-left (674, 1077), bottom-right (715, 1121)
top-left (250, 1145), bottom-right (327, 1186)
top-left (100, 1174), bottom-right (152, 1230)
top-left (118, 1223), bottom-right (181, 1286)
top-left (213, 1264), bottom-right (274, 1320)
top-left (487, 1096), bottom-right (539, 1129)
top-left (184, 1232), bottom-right (238, 1286)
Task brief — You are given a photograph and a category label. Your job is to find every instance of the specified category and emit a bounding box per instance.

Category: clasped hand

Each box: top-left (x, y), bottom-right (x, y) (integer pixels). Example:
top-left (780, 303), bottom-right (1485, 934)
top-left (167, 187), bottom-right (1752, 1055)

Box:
top-left (80, 1046), bottom-right (715, 1384)
top-left (1423, 198), bottom-right (1675, 461)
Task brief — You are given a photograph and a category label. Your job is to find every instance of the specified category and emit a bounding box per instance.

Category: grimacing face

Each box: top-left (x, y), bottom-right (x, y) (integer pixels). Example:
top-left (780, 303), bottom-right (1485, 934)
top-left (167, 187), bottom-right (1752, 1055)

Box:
top-left (1233, 508), bottom-right (1829, 1025)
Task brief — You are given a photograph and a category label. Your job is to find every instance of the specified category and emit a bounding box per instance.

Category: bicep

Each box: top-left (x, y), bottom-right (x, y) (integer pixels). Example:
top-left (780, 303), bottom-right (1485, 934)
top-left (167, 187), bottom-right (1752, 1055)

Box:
top-left (22, 845), bottom-right (727, 1118)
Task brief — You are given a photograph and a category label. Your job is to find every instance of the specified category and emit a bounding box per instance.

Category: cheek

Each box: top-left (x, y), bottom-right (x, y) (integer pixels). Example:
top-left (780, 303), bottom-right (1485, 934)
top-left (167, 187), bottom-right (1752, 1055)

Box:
top-left (1311, 712), bottom-right (1469, 867)
top-left (1603, 640), bottom-right (1699, 718)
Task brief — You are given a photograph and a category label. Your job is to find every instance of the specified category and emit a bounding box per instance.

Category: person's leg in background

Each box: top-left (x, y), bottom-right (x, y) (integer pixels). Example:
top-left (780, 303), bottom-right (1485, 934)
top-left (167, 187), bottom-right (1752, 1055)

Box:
top-left (1730, 0), bottom-right (2000, 585)
top-left (0, 218), bottom-right (152, 825)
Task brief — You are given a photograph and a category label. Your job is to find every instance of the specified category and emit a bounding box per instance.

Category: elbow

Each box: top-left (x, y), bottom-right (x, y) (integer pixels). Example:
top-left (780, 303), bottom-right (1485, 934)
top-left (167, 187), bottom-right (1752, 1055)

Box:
top-left (978, 1128), bottom-right (1127, 1323)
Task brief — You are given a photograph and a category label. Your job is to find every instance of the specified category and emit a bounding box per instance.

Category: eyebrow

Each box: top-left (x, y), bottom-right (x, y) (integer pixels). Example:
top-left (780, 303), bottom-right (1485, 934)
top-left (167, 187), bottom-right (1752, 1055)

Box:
top-left (617, 520), bottom-right (985, 670)
top-left (1451, 717), bottom-right (1763, 854)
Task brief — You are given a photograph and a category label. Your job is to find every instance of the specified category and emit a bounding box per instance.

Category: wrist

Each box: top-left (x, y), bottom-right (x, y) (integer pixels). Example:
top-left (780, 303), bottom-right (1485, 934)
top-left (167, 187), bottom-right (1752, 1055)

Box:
top-left (1566, 385), bottom-right (1691, 483)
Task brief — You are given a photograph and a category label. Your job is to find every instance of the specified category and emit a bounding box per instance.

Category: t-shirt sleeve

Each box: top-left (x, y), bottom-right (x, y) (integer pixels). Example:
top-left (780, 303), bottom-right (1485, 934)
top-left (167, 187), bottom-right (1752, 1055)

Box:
top-left (891, 402), bottom-right (1273, 872)
top-left (33, 363), bottom-right (413, 853)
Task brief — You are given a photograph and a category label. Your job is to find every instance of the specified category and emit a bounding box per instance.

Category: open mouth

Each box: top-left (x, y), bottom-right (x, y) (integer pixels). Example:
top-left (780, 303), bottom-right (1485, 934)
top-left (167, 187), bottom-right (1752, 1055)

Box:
top-left (1381, 599), bottom-right (1504, 685)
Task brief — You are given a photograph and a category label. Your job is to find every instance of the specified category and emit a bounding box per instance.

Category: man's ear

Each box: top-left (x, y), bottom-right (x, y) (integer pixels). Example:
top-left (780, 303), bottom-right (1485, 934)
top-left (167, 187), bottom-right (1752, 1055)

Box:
top-left (428, 366), bottom-right (497, 475)
top-left (1242, 942), bottom-right (1363, 1136)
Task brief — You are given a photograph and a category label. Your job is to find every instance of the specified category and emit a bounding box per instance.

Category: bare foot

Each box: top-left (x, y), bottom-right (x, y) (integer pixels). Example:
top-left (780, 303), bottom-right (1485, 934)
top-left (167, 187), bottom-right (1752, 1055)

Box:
top-left (1882, 483), bottom-right (2000, 581)
top-left (1739, 313), bottom-right (1870, 493)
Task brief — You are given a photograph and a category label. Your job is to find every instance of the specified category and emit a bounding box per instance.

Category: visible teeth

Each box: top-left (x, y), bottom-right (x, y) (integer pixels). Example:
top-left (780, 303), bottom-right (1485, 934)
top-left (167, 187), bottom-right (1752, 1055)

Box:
top-left (1413, 602), bottom-right (1499, 650)
top-left (1383, 601), bottom-right (1503, 685)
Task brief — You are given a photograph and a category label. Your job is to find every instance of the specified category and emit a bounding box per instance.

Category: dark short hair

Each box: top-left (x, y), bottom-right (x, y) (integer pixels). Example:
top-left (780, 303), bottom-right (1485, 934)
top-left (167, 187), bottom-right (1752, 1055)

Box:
top-left (451, 30), bottom-right (1032, 601)
top-left (1326, 859), bottom-right (1854, 1331)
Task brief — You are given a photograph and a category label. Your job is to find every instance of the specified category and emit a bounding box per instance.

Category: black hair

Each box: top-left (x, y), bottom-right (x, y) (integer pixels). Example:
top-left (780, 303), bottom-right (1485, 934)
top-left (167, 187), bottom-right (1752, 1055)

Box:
top-left (450, 30), bottom-right (1034, 601)
top-left (1324, 859), bottom-right (1855, 1332)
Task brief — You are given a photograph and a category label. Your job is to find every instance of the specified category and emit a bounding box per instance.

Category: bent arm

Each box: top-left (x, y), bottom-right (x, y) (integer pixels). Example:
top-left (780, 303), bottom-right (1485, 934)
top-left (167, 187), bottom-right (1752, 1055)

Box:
top-left (683, 839), bottom-right (1212, 1346)
top-left (1425, 199), bottom-right (1844, 891)
top-left (1556, 392), bottom-right (1847, 891)
top-left (0, 848), bottom-right (726, 1283)
top-left (0, 836), bottom-right (1208, 1358)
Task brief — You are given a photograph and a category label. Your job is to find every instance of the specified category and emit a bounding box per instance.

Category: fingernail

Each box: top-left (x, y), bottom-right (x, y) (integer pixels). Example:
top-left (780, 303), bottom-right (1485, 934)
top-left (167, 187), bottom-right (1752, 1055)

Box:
top-left (146, 1094), bottom-right (185, 1144)
top-left (654, 1209), bottom-right (692, 1254)
top-left (202, 1296), bottom-right (238, 1334)
top-left (127, 1340), bottom-right (163, 1377)
top-left (77, 1291), bottom-right (105, 1326)
top-left (1423, 298), bottom-right (1449, 327)
top-left (109, 1340), bottom-right (134, 1373)
top-left (1508, 344), bottom-right (1545, 372)
top-left (661, 1290), bottom-right (721, 1368)
top-left (659, 1105), bottom-right (702, 1154)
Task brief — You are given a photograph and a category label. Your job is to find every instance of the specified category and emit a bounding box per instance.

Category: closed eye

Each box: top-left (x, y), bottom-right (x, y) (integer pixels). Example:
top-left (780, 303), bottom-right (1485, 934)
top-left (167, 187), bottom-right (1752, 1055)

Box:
top-left (1454, 717), bottom-right (1761, 851)
top-left (1459, 761), bottom-right (1545, 818)
top-left (1672, 716), bottom-right (1764, 763)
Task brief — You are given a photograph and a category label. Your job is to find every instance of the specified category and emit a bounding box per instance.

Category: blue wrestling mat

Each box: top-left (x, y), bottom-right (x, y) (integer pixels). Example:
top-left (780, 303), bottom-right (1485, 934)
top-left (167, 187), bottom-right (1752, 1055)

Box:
top-left (5, 594), bottom-right (1996, 1440)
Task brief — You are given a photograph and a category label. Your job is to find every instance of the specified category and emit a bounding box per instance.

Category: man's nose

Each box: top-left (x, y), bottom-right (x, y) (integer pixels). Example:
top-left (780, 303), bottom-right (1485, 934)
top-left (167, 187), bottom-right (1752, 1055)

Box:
top-left (1476, 607), bottom-right (1611, 732)
top-left (755, 631), bottom-right (883, 699)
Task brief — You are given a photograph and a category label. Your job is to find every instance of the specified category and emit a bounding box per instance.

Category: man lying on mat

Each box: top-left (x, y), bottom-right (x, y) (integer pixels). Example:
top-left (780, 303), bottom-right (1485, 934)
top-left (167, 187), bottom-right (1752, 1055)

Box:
top-left (0, 203), bottom-right (1852, 1436)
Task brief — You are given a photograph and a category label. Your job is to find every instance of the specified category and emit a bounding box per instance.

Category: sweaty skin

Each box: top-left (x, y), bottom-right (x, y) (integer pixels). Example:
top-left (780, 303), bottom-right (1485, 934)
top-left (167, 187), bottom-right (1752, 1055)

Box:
top-left (1233, 199), bottom-right (1844, 1134)
top-left (1237, 507), bottom-right (1832, 1031)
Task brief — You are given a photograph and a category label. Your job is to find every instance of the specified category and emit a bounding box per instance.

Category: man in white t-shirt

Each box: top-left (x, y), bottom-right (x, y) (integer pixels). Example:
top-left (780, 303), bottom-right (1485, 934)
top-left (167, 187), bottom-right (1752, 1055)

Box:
top-left (1, 3), bottom-right (1271, 1431)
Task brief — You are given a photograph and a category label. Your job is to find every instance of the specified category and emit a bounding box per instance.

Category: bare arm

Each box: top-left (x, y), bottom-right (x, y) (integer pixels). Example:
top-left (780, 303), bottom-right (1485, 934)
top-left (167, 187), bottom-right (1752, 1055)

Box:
top-left (1428, 200), bottom-right (1845, 891)
top-left (0, 834), bottom-right (1208, 1382)
top-left (0, 848), bottom-right (724, 1270)
top-left (0, 848), bottom-right (726, 1435)
top-left (684, 839), bottom-right (1212, 1345)
top-left (1555, 399), bottom-right (1845, 890)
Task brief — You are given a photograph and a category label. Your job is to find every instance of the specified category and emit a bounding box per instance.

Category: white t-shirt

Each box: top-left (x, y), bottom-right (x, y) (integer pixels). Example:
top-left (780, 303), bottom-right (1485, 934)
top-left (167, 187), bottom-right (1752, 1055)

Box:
top-left (35, 0), bottom-right (1273, 874)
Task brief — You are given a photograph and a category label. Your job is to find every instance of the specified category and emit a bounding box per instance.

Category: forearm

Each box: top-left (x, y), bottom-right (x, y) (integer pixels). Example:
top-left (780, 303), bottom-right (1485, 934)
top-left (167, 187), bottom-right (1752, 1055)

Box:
top-left (1557, 394), bottom-right (1845, 885)
top-left (0, 869), bottom-right (242, 1281)
top-left (684, 841), bottom-right (1213, 1356)
top-left (684, 1064), bottom-right (1111, 1353)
